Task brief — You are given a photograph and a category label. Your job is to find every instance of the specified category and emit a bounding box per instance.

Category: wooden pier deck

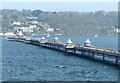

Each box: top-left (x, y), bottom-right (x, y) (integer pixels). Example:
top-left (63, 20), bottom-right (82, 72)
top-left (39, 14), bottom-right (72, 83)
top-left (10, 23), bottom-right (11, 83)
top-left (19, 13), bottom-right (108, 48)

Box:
top-left (6, 36), bottom-right (120, 66)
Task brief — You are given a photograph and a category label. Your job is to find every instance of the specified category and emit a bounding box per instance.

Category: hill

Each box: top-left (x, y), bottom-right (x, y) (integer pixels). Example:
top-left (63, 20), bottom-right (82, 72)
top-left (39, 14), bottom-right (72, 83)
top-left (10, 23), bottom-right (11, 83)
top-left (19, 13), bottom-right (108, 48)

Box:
top-left (0, 9), bottom-right (118, 35)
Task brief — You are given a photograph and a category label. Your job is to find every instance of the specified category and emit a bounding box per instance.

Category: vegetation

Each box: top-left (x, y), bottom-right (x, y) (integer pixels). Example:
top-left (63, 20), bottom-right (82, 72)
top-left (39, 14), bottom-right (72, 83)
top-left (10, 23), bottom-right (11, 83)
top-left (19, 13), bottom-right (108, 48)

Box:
top-left (0, 9), bottom-right (118, 35)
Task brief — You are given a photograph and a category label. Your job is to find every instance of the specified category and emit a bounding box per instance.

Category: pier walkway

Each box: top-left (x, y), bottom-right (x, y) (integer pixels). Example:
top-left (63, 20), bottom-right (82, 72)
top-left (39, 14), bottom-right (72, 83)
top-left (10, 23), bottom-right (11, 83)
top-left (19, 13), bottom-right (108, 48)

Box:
top-left (6, 36), bottom-right (120, 66)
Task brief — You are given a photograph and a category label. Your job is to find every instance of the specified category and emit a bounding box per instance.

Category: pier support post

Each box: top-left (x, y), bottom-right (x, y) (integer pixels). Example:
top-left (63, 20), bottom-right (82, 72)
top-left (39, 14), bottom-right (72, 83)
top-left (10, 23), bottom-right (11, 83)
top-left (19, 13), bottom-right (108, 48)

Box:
top-left (103, 54), bottom-right (105, 61)
top-left (91, 52), bottom-right (95, 58)
top-left (73, 48), bottom-right (76, 54)
top-left (115, 56), bottom-right (118, 65)
top-left (115, 59), bottom-right (118, 65)
top-left (80, 50), bottom-right (84, 55)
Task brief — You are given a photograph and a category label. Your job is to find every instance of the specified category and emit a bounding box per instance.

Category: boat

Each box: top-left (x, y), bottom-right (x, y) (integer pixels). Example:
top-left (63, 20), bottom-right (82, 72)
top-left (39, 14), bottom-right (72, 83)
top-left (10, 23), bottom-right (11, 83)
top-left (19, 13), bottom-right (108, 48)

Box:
top-left (94, 35), bottom-right (98, 37)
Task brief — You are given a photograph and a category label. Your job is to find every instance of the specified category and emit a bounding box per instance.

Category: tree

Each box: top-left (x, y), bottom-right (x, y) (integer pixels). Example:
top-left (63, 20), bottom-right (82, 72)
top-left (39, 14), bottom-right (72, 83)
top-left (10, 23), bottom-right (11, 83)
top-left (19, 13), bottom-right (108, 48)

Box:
top-left (32, 10), bottom-right (42, 17)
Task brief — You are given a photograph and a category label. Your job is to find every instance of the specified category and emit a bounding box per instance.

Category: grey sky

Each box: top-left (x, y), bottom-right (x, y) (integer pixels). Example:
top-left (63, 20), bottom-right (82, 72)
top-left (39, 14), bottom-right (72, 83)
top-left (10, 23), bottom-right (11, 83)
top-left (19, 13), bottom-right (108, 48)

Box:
top-left (1, 2), bottom-right (118, 12)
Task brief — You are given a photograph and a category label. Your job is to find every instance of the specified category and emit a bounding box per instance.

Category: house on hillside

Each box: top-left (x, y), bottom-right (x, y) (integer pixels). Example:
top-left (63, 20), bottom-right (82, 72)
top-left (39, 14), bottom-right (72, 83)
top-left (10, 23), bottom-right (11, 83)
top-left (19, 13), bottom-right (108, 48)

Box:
top-left (13, 22), bottom-right (21, 25)
top-left (46, 28), bottom-right (54, 32)
top-left (4, 32), bottom-right (16, 36)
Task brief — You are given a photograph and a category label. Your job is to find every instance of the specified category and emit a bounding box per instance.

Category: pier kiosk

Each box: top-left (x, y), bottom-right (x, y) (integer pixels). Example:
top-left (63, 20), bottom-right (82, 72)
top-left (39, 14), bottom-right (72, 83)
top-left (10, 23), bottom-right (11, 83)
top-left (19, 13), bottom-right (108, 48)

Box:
top-left (17, 31), bottom-right (24, 37)
top-left (41, 37), bottom-right (45, 43)
top-left (40, 37), bottom-right (46, 46)
top-left (24, 37), bottom-right (32, 44)
top-left (84, 39), bottom-right (91, 47)
top-left (54, 37), bottom-right (59, 43)
top-left (65, 39), bottom-right (75, 53)
top-left (82, 39), bottom-right (92, 56)
top-left (16, 31), bottom-right (25, 41)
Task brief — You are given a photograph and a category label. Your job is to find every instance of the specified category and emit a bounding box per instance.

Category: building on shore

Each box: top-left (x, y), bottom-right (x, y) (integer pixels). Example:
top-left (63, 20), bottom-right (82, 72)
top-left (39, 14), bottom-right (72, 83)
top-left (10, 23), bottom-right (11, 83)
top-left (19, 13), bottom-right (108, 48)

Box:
top-left (46, 28), bottom-right (54, 32)
top-left (0, 33), bottom-right (4, 36)
top-left (4, 32), bottom-right (16, 36)
top-left (13, 22), bottom-right (21, 25)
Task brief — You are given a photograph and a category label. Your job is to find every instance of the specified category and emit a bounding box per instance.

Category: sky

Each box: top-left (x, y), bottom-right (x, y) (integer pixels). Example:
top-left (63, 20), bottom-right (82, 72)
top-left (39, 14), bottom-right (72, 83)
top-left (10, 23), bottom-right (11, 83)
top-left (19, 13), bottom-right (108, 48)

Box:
top-left (0, 2), bottom-right (118, 12)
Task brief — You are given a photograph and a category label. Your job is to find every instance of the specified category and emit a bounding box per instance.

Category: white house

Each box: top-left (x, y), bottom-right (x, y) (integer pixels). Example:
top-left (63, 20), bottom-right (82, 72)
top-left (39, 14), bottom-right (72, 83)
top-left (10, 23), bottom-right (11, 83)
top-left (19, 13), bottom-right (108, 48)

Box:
top-left (29, 30), bottom-right (34, 33)
top-left (46, 28), bottom-right (54, 32)
top-left (13, 22), bottom-right (21, 25)
top-left (29, 25), bottom-right (37, 28)
top-left (0, 33), bottom-right (4, 36)
top-left (27, 17), bottom-right (38, 19)
top-left (115, 28), bottom-right (120, 33)
top-left (4, 32), bottom-right (16, 36)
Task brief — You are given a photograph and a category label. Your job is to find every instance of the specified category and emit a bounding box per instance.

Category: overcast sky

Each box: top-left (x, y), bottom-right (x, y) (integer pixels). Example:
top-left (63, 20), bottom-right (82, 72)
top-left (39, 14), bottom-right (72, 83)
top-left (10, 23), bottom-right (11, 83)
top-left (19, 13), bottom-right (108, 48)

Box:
top-left (1, 2), bottom-right (118, 12)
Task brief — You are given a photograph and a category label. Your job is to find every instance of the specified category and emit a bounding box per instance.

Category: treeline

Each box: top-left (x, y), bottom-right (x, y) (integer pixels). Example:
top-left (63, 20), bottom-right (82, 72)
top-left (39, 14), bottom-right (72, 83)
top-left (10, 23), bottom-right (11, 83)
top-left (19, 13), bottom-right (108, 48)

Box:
top-left (0, 9), bottom-right (118, 35)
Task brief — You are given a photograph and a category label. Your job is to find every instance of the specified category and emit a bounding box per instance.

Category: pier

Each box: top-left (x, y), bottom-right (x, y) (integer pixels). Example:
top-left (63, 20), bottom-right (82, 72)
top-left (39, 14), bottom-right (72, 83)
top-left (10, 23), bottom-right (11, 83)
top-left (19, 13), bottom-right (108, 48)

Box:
top-left (6, 36), bottom-right (120, 66)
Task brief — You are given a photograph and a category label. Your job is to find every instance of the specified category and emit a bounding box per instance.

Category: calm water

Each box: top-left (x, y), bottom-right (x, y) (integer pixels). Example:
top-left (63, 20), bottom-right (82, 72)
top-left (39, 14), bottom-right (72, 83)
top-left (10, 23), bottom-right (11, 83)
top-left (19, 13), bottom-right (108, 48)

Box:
top-left (2, 36), bottom-right (119, 81)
